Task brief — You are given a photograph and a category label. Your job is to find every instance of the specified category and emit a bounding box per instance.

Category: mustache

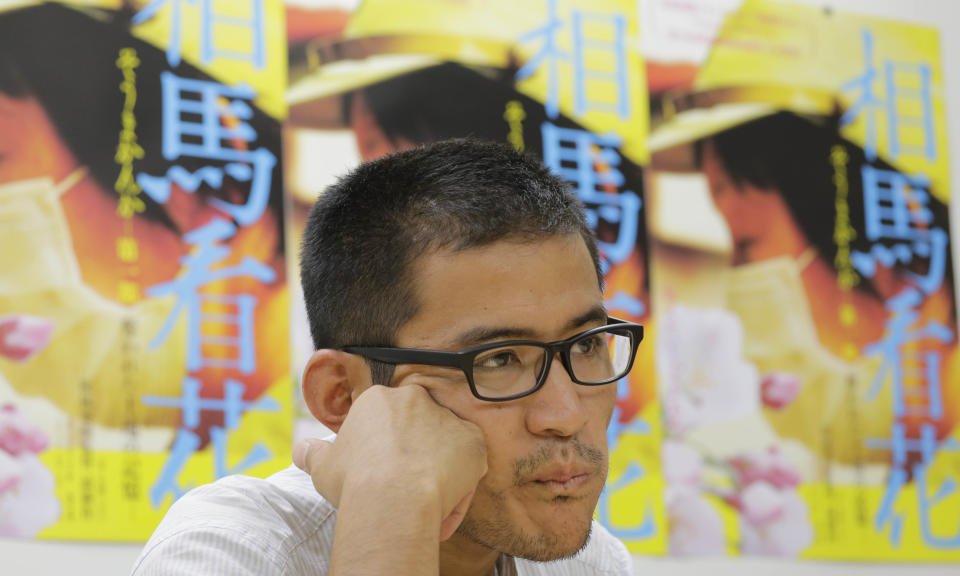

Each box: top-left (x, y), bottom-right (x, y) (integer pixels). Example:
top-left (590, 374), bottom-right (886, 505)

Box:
top-left (512, 438), bottom-right (606, 486)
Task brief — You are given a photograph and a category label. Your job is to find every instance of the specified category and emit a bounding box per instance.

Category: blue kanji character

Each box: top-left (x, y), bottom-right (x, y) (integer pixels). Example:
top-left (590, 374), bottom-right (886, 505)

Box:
top-left (596, 460), bottom-right (656, 540)
top-left (148, 427), bottom-right (200, 508)
top-left (866, 423), bottom-right (944, 476)
top-left (850, 165), bottom-right (947, 294)
top-left (875, 465), bottom-right (908, 546)
top-left (605, 291), bottom-right (646, 318)
top-left (516, 0), bottom-right (565, 119)
top-left (146, 218), bottom-right (276, 373)
top-left (606, 377), bottom-right (649, 451)
top-left (143, 377), bottom-right (280, 507)
top-left (133, 0), bottom-right (266, 69)
top-left (211, 425), bottom-right (274, 479)
top-left (866, 423), bottom-right (959, 546)
top-left (541, 122), bottom-right (641, 271)
top-left (841, 28), bottom-right (936, 161)
top-left (569, 9), bottom-right (629, 119)
top-left (597, 375), bottom-right (656, 540)
top-left (916, 456), bottom-right (960, 549)
top-left (142, 377), bottom-right (281, 430)
top-left (516, 0), bottom-right (630, 120)
top-left (863, 288), bottom-right (953, 419)
top-left (138, 72), bottom-right (276, 226)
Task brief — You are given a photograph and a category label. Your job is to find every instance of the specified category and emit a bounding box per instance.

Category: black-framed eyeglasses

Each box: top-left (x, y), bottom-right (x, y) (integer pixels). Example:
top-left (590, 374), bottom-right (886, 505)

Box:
top-left (341, 317), bottom-right (644, 402)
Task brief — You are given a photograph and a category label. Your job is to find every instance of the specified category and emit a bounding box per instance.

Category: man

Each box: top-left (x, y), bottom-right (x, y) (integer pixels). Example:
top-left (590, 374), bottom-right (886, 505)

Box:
top-left (132, 139), bottom-right (641, 575)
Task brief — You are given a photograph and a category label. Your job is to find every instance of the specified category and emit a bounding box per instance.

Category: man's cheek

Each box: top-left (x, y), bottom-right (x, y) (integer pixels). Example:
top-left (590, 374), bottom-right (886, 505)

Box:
top-left (584, 388), bottom-right (617, 426)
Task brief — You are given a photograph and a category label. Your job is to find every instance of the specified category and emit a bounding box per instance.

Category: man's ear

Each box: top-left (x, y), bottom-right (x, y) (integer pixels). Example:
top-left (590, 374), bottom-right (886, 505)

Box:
top-left (301, 349), bottom-right (369, 433)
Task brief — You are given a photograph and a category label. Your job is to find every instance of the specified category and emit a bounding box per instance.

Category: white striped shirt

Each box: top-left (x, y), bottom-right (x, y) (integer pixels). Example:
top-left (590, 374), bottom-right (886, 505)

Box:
top-left (131, 465), bottom-right (632, 575)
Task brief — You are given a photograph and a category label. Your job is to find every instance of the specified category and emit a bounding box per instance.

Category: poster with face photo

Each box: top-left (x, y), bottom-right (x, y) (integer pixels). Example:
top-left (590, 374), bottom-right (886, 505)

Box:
top-left (645, 0), bottom-right (959, 561)
top-left (0, 0), bottom-right (292, 541)
top-left (284, 0), bottom-right (665, 555)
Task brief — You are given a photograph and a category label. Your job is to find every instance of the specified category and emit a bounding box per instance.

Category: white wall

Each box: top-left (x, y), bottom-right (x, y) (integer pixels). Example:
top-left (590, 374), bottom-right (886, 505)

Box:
top-left (2, 0), bottom-right (959, 574)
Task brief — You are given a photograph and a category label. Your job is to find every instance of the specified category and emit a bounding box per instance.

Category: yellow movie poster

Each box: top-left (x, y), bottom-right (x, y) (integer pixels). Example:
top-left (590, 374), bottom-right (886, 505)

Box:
top-left (283, 0), bottom-right (665, 555)
top-left (0, 0), bottom-right (292, 541)
top-left (1, 0), bottom-right (957, 563)
top-left (646, 0), bottom-right (959, 561)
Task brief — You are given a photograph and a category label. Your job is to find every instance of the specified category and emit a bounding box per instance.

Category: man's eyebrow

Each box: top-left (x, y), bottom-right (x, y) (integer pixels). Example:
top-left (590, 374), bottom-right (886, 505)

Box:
top-left (452, 326), bottom-right (538, 349)
top-left (451, 305), bottom-right (608, 349)
top-left (566, 305), bottom-right (608, 332)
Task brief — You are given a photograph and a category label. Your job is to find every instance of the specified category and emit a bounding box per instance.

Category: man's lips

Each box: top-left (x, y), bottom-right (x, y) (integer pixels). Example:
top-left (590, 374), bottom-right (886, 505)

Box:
top-left (526, 464), bottom-right (594, 493)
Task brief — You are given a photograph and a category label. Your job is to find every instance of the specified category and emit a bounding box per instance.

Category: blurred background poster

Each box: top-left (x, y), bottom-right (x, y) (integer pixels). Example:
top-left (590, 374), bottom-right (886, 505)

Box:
top-left (284, 0), bottom-right (664, 556)
top-left (0, 0), bottom-right (292, 541)
top-left (0, 0), bottom-right (957, 565)
top-left (646, 0), bottom-right (958, 561)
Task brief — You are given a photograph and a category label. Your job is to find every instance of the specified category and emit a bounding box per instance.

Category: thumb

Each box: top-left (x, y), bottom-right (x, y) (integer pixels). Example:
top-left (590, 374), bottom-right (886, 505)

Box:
top-left (439, 489), bottom-right (476, 542)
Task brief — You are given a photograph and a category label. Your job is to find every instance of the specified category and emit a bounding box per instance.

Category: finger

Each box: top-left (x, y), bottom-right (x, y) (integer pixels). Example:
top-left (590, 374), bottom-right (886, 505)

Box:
top-left (293, 437), bottom-right (331, 472)
top-left (439, 489), bottom-right (476, 542)
top-left (294, 437), bottom-right (344, 505)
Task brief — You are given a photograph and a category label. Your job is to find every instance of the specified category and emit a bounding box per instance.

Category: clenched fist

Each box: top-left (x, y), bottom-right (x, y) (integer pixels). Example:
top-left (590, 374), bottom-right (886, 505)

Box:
top-left (294, 384), bottom-right (487, 544)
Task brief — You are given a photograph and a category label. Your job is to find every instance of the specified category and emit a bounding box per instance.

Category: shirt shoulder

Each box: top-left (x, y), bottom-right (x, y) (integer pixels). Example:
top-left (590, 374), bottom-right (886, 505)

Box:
top-left (515, 521), bottom-right (633, 576)
top-left (131, 465), bottom-right (337, 576)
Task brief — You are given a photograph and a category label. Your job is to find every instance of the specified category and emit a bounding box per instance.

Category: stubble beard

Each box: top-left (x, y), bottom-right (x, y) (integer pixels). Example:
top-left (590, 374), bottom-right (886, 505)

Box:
top-left (455, 439), bottom-right (606, 562)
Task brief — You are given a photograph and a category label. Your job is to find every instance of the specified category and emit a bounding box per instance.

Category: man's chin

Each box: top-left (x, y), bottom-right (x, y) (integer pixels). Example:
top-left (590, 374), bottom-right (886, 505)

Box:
top-left (457, 508), bottom-right (594, 562)
top-left (524, 522), bottom-right (593, 562)
top-left (512, 520), bottom-right (593, 562)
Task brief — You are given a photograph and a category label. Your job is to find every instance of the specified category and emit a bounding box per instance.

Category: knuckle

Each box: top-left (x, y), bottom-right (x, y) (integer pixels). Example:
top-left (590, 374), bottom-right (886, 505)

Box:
top-left (367, 383), bottom-right (390, 400)
top-left (396, 383), bottom-right (423, 402)
top-left (465, 428), bottom-right (487, 459)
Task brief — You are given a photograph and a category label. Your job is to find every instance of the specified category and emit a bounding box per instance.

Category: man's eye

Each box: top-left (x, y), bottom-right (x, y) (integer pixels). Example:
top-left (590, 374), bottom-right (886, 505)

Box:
top-left (474, 350), bottom-right (518, 369)
top-left (573, 335), bottom-right (603, 355)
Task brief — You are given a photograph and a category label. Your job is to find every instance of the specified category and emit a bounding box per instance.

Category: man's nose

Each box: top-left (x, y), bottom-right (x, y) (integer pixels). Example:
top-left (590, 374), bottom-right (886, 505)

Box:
top-left (524, 354), bottom-right (588, 438)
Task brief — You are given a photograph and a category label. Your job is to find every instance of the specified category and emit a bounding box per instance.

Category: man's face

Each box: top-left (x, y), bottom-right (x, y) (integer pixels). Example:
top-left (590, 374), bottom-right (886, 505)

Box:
top-left (386, 233), bottom-right (616, 561)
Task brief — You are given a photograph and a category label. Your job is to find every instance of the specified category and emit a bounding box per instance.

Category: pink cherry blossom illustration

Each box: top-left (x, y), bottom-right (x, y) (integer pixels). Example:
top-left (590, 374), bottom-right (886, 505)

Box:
top-left (729, 447), bottom-right (803, 490)
top-left (658, 306), bottom-right (760, 436)
top-left (760, 372), bottom-right (802, 411)
top-left (0, 453), bottom-right (61, 537)
top-left (0, 315), bottom-right (54, 363)
top-left (738, 481), bottom-right (786, 525)
top-left (663, 439), bottom-right (703, 488)
top-left (0, 404), bottom-right (49, 457)
top-left (0, 450), bottom-right (20, 495)
top-left (663, 392), bottom-right (698, 437)
top-left (0, 404), bottom-right (60, 537)
top-left (726, 447), bottom-right (813, 556)
top-left (666, 486), bottom-right (727, 556)
top-left (739, 486), bottom-right (814, 556)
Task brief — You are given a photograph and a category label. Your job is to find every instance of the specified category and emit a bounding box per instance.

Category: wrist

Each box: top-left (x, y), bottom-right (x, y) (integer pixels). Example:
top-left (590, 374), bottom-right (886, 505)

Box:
top-left (341, 472), bottom-right (443, 531)
top-left (331, 475), bottom-right (442, 575)
top-left (346, 467), bottom-right (443, 511)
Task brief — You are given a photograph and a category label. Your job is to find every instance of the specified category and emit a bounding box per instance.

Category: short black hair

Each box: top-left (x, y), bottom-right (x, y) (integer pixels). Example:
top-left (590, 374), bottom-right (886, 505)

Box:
top-left (350, 62), bottom-right (648, 291)
top-left (299, 139), bottom-right (602, 383)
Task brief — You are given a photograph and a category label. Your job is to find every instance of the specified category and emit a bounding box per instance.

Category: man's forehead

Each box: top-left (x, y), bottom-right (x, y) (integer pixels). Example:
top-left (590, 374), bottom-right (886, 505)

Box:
top-left (449, 305), bottom-right (608, 348)
top-left (396, 233), bottom-right (604, 348)
top-left (413, 232), bottom-right (593, 271)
